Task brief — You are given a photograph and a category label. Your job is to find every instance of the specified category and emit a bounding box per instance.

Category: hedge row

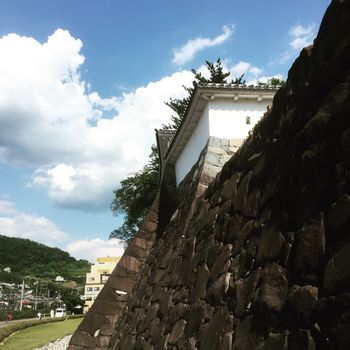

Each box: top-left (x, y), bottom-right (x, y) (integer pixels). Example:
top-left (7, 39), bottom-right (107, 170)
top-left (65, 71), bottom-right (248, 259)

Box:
top-left (0, 314), bottom-right (84, 343)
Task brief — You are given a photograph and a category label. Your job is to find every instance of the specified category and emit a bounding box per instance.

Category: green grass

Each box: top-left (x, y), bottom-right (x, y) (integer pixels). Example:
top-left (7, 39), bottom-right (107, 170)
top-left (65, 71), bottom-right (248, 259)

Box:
top-left (0, 318), bottom-right (82, 350)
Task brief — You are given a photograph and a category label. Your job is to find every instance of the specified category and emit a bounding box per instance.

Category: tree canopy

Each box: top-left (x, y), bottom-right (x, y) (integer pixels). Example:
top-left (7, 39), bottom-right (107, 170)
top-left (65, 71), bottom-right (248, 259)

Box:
top-left (0, 235), bottom-right (90, 284)
top-left (163, 58), bottom-right (245, 130)
top-left (109, 59), bottom-right (285, 242)
top-left (110, 59), bottom-right (240, 242)
top-left (109, 146), bottom-right (159, 241)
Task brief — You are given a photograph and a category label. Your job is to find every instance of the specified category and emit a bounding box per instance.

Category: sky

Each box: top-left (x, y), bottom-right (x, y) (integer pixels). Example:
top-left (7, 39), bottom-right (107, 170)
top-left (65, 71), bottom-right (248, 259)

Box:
top-left (0, 0), bottom-right (331, 262)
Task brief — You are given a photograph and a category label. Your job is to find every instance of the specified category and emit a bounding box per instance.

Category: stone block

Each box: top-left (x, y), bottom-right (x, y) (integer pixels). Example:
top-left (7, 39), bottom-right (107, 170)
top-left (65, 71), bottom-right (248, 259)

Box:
top-left (288, 329), bottom-right (315, 350)
top-left (189, 263), bottom-right (210, 303)
top-left (232, 316), bottom-right (263, 350)
top-left (219, 331), bottom-right (233, 350)
top-left (98, 335), bottom-right (111, 348)
top-left (118, 255), bottom-right (142, 273)
top-left (292, 213), bottom-right (325, 283)
top-left (77, 312), bottom-right (108, 336)
top-left (99, 323), bottom-right (115, 336)
top-left (233, 171), bottom-right (252, 212)
top-left (210, 244), bottom-right (232, 282)
top-left (159, 290), bottom-right (173, 316)
top-left (184, 301), bottom-right (206, 338)
top-left (206, 153), bottom-right (221, 167)
top-left (285, 285), bottom-right (318, 326)
top-left (252, 263), bottom-right (288, 316)
top-left (257, 331), bottom-right (289, 350)
top-left (328, 194), bottom-right (350, 228)
top-left (140, 219), bottom-right (157, 233)
top-left (324, 241), bottom-right (350, 294)
top-left (207, 145), bottom-right (227, 155)
top-left (69, 330), bottom-right (98, 348)
top-left (256, 226), bottom-right (285, 263)
top-left (108, 275), bottom-right (135, 293)
top-left (199, 307), bottom-right (233, 350)
top-left (125, 244), bottom-right (147, 260)
top-left (207, 272), bottom-right (231, 305)
top-left (145, 208), bottom-right (159, 224)
top-left (168, 303), bottom-right (188, 325)
top-left (89, 298), bottom-right (125, 316)
top-left (168, 319), bottom-right (186, 345)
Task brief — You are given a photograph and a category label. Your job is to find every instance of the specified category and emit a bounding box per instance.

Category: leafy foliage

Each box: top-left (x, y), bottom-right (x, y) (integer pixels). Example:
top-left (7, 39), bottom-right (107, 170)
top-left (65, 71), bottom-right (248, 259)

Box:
top-left (0, 235), bottom-right (90, 283)
top-left (109, 59), bottom-right (246, 242)
top-left (163, 58), bottom-right (245, 129)
top-left (257, 77), bottom-right (285, 86)
top-left (60, 288), bottom-right (84, 312)
top-left (110, 146), bottom-right (159, 241)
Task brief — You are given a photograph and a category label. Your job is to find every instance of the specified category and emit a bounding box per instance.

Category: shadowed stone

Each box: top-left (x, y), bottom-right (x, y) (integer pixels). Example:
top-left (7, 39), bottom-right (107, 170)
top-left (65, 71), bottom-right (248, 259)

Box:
top-left (210, 244), bottom-right (232, 282)
top-left (288, 329), bottom-right (315, 350)
top-left (207, 272), bottom-right (231, 305)
top-left (168, 319), bottom-right (186, 345)
top-left (257, 332), bottom-right (289, 350)
top-left (232, 316), bottom-right (264, 350)
top-left (189, 263), bottom-right (210, 302)
top-left (253, 263), bottom-right (288, 316)
top-left (292, 213), bottom-right (325, 283)
top-left (285, 285), bottom-right (318, 326)
top-left (328, 194), bottom-right (350, 228)
top-left (256, 226), bottom-right (285, 262)
top-left (324, 241), bottom-right (350, 294)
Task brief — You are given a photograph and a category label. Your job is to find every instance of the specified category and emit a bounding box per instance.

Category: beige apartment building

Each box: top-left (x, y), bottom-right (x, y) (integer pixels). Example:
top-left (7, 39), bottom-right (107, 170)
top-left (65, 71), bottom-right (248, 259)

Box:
top-left (83, 256), bottom-right (121, 312)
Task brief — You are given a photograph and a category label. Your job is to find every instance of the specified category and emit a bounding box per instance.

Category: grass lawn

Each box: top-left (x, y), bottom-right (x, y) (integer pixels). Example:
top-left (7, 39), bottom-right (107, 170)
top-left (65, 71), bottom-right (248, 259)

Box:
top-left (0, 318), bottom-right (82, 350)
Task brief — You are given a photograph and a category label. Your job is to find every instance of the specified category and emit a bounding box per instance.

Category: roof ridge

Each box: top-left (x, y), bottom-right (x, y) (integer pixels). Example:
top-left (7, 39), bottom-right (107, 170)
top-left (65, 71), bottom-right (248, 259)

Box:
top-left (197, 82), bottom-right (281, 90)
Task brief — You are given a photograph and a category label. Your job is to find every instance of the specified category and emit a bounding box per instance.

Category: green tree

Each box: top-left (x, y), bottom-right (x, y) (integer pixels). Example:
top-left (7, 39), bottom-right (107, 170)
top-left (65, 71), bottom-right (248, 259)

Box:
top-left (60, 288), bottom-right (84, 313)
top-left (257, 77), bottom-right (285, 86)
top-left (109, 59), bottom-right (245, 242)
top-left (109, 146), bottom-right (159, 241)
top-left (163, 58), bottom-right (245, 129)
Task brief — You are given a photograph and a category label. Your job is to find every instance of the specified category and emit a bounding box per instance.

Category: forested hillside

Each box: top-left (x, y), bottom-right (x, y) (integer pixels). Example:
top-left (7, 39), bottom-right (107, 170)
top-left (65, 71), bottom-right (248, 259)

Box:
top-left (0, 235), bottom-right (90, 283)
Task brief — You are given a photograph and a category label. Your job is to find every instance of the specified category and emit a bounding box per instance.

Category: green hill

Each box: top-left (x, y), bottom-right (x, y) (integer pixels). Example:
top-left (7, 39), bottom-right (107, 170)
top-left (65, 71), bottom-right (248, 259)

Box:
top-left (0, 235), bottom-right (90, 284)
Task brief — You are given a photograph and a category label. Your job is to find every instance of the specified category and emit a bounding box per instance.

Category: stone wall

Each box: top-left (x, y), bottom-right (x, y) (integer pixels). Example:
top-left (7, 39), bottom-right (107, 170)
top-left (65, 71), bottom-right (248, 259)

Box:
top-left (107, 1), bottom-right (350, 349)
top-left (68, 195), bottom-right (160, 350)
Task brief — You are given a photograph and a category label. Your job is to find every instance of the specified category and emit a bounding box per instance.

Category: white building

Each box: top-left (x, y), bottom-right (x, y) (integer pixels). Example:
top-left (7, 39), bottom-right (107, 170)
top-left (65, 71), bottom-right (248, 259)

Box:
top-left (83, 256), bottom-right (121, 313)
top-left (157, 83), bottom-right (279, 187)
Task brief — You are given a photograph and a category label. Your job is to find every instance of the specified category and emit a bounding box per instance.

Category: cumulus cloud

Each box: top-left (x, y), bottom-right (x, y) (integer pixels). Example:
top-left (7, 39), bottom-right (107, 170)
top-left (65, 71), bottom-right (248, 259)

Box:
top-left (269, 23), bottom-right (317, 66)
top-left (65, 238), bottom-right (125, 263)
top-left (0, 29), bottom-right (193, 211)
top-left (172, 25), bottom-right (234, 65)
top-left (0, 199), bottom-right (69, 246)
top-left (230, 61), bottom-right (262, 81)
top-left (289, 23), bottom-right (316, 50)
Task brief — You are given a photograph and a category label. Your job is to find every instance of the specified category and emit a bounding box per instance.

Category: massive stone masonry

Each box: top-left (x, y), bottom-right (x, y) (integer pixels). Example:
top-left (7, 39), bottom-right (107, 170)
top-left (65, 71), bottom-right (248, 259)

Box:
top-left (107, 1), bottom-right (350, 349)
top-left (68, 195), bottom-right (160, 350)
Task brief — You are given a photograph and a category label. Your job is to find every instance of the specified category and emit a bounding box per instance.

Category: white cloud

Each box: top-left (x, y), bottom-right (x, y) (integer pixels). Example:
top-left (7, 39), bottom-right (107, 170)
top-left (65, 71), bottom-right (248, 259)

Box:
top-left (269, 23), bottom-right (316, 66)
top-left (0, 29), bottom-right (194, 211)
top-left (0, 199), bottom-right (69, 245)
top-left (65, 238), bottom-right (125, 263)
top-left (172, 25), bottom-right (234, 65)
top-left (230, 61), bottom-right (262, 80)
top-left (289, 24), bottom-right (316, 50)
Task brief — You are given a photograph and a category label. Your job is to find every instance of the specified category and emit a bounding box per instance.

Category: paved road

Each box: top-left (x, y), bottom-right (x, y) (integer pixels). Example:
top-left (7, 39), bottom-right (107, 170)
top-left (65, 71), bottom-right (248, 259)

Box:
top-left (0, 317), bottom-right (38, 328)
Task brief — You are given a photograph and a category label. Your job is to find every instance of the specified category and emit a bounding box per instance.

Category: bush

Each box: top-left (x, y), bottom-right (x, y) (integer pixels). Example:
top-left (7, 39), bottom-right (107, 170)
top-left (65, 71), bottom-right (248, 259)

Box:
top-left (0, 317), bottom-right (64, 343)
top-left (0, 309), bottom-right (53, 321)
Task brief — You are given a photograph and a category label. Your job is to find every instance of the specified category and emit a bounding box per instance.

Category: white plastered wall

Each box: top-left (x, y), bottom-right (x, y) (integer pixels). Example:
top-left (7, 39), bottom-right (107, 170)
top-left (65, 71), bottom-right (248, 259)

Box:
top-left (175, 104), bottom-right (209, 185)
top-left (175, 97), bottom-right (272, 186)
top-left (208, 98), bottom-right (270, 139)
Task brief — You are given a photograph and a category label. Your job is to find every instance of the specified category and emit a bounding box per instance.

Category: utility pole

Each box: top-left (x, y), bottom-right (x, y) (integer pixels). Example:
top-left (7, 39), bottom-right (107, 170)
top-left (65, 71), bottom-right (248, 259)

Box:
top-left (34, 282), bottom-right (38, 310)
top-left (19, 279), bottom-right (24, 311)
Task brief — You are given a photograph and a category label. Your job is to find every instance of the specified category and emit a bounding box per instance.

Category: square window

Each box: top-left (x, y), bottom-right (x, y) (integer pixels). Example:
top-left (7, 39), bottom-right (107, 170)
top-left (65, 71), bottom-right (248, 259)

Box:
top-left (246, 116), bottom-right (251, 125)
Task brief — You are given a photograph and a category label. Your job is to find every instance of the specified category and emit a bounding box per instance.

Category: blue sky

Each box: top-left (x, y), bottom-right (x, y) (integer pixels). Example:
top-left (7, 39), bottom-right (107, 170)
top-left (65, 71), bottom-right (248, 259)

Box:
top-left (0, 0), bottom-right (330, 262)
